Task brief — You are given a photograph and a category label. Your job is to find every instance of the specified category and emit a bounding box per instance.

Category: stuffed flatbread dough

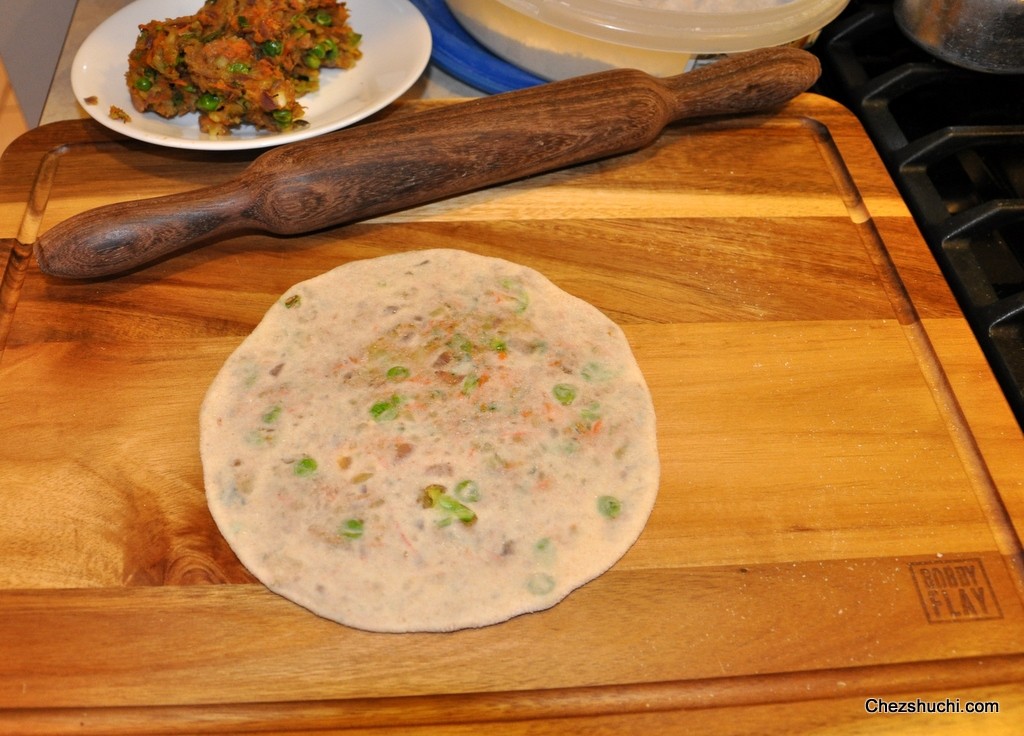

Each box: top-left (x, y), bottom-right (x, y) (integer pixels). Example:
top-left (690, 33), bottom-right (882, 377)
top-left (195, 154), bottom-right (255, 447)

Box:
top-left (200, 249), bottom-right (659, 632)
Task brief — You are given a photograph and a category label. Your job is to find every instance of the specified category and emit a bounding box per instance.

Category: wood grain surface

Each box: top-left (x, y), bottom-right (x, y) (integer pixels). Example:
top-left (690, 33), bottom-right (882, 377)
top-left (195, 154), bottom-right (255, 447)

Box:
top-left (1, 95), bottom-right (1023, 734)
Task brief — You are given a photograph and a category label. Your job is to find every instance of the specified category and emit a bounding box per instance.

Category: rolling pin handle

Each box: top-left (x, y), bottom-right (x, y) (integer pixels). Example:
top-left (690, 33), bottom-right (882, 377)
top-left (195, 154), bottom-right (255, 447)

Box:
top-left (35, 182), bottom-right (254, 278)
top-left (660, 46), bottom-right (821, 122)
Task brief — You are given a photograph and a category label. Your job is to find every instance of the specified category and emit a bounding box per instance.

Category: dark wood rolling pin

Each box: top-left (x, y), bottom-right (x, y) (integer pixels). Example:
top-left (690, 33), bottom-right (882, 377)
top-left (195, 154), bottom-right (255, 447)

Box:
top-left (35, 47), bottom-right (820, 278)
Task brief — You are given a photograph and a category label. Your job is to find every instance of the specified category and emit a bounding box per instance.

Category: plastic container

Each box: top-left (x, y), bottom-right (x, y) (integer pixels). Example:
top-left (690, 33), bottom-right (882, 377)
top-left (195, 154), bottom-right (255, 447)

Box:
top-left (446, 0), bottom-right (849, 80)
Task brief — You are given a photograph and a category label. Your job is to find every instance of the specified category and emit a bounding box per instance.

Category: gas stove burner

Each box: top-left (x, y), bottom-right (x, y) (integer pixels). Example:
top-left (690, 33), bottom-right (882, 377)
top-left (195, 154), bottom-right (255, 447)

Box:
top-left (813, 1), bottom-right (1024, 429)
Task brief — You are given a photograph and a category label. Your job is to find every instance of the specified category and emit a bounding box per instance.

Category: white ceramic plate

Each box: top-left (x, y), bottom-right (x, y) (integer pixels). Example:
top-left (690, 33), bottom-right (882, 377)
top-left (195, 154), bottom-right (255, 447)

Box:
top-left (71, 0), bottom-right (431, 150)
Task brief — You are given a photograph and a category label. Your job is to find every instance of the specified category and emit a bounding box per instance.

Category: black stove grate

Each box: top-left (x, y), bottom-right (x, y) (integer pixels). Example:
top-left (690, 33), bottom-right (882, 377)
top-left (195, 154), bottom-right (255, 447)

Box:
top-left (812, 1), bottom-right (1024, 429)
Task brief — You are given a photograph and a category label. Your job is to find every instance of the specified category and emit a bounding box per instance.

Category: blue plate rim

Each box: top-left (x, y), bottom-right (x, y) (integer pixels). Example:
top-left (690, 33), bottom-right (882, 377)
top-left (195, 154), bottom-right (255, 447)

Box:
top-left (408, 0), bottom-right (546, 94)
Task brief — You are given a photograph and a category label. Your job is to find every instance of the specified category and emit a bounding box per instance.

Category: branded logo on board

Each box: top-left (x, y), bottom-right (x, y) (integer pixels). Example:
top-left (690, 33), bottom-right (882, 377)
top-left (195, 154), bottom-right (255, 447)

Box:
top-left (908, 558), bottom-right (1003, 624)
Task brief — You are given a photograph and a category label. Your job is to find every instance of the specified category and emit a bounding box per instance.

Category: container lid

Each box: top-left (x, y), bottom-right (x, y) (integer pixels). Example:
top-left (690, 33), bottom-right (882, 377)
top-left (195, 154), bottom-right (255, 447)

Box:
top-left (496, 0), bottom-right (850, 53)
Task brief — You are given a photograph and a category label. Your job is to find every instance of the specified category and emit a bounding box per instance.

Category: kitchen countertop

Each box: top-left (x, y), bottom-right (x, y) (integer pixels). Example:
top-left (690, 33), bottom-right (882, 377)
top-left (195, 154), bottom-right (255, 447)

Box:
top-left (4, 1), bottom-right (1024, 733)
top-left (0, 54), bottom-right (29, 154)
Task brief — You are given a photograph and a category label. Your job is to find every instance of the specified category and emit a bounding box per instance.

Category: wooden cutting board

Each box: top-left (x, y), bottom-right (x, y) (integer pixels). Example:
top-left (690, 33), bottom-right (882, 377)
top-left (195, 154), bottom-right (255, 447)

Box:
top-left (2, 96), bottom-right (1023, 733)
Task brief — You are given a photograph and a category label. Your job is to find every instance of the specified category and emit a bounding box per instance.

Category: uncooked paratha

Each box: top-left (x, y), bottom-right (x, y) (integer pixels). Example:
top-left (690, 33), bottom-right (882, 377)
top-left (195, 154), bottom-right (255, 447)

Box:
top-left (200, 249), bottom-right (659, 632)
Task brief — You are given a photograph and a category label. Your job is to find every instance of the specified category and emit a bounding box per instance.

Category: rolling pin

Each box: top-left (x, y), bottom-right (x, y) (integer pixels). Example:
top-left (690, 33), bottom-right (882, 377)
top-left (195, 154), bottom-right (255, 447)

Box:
top-left (35, 47), bottom-right (820, 278)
